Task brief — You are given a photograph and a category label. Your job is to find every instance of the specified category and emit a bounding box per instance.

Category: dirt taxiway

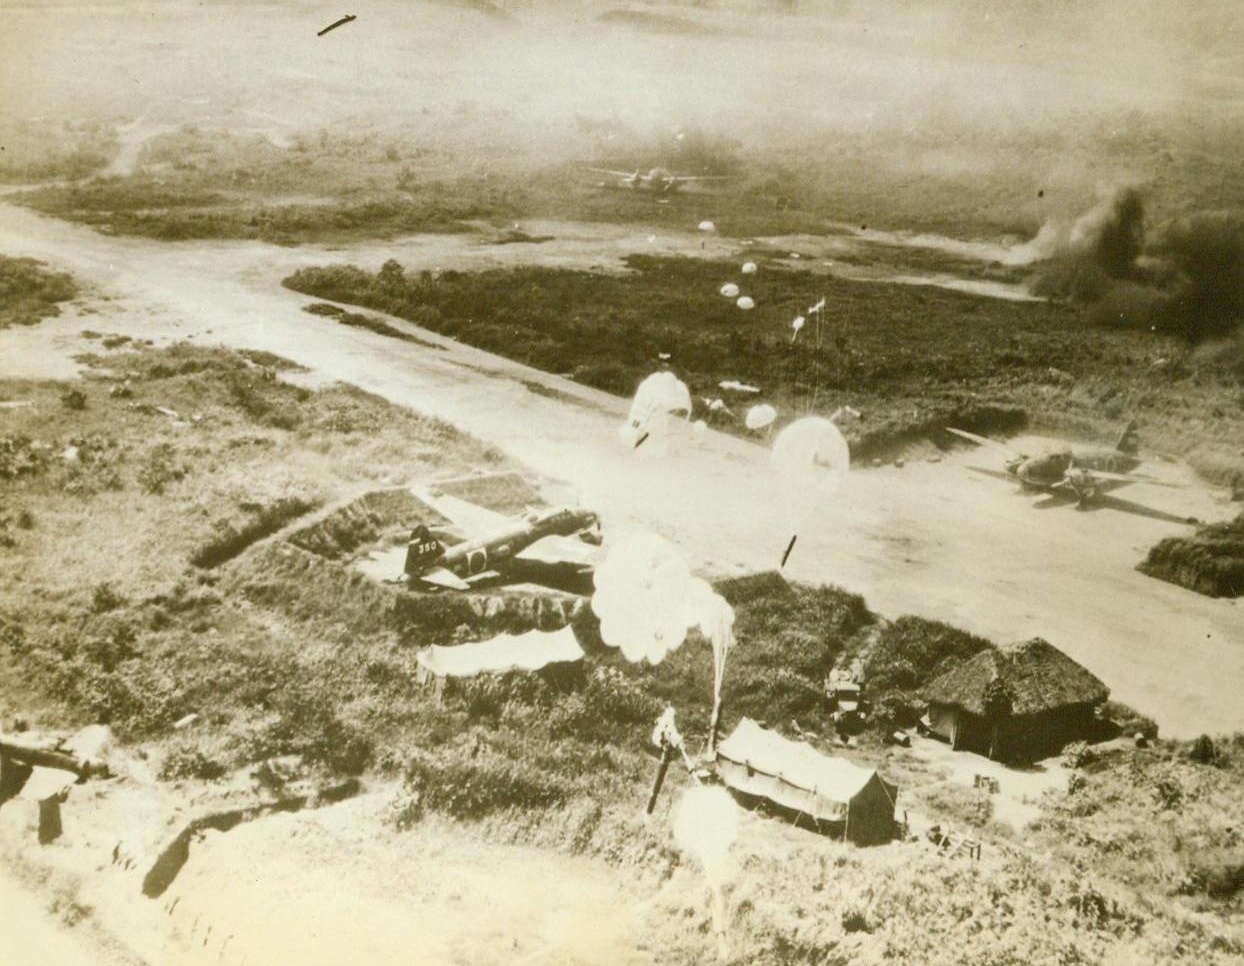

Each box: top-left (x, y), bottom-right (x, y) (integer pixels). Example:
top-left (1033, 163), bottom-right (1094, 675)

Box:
top-left (1, 201), bottom-right (1240, 738)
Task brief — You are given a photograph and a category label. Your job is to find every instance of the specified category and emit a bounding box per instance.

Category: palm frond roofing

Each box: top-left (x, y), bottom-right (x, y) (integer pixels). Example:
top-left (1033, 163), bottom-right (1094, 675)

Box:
top-left (922, 638), bottom-right (1109, 717)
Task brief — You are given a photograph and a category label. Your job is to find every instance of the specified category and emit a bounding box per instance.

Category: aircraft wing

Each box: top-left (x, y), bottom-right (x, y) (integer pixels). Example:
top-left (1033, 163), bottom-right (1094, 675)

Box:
top-left (1081, 469), bottom-right (1183, 488)
top-left (1094, 494), bottom-right (1198, 525)
top-left (946, 427), bottom-right (1025, 459)
top-left (516, 535), bottom-right (599, 568)
top-left (1053, 476), bottom-right (1136, 495)
top-left (965, 466), bottom-right (1018, 484)
top-left (586, 167), bottom-right (636, 178)
top-left (418, 567), bottom-right (472, 591)
top-left (413, 489), bottom-right (510, 537)
top-left (669, 175), bottom-right (728, 182)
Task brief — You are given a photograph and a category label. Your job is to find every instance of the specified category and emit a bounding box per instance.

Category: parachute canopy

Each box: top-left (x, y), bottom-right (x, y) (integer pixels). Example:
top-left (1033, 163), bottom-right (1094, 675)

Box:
top-left (736, 296), bottom-right (755, 311)
top-left (741, 261), bottom-right (758, 275)
top-left (698, 220), bottom-right (716, 232)
top-left (745, 404), bottom-right (777, 431)
top-left (620, 371), bottom-right (692, 452)
top-left (719, 282), bottom-right (740, 298)
top-left (770, 416), bottom-right (851, 565)
top-left (591, 534), bottom-right (726, 664)
top-left (673, 785), bottom-right (739, 886)
top-left (416, 627), bottom-right (583, 680)
top-left (792, 316), bottom-right (805, 332)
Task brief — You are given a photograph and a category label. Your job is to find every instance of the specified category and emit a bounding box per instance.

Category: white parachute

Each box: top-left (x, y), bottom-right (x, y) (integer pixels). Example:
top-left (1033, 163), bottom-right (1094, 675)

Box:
top-left (719, 282), bottom-right (740, 298)
top-left (744, 404), bottom-right (777, 431)
top-left (673, 785), bottom-right (739, 884)
top-left (698, 220), bottom-right (716, 232)
top-left (673, 785), bottom-right (740, 961)
top-left (736, 296), bottom-right (755, 311)
top-left (620, 371), bottom-right (692, 454)
top-left (590, 534), bottom-right (733, 666)
top-left (741, 261), bottom-right (758, 275)
top-left (770, 416), bottom-right (851, 567)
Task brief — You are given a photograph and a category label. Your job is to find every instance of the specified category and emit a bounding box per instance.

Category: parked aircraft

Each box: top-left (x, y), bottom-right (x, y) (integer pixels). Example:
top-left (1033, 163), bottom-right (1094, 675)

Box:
top-left (947, 422), bottom-right (1191, 522)
top-left (404, 489), bottom-right (601, 591)
top-left (586, 166), bottom-right (727, 194)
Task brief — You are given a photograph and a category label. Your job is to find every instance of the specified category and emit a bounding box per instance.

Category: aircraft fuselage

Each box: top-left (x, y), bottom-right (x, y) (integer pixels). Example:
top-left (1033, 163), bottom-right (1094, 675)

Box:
top-left (1013, 449), bottom-right (1143, 490)
top-left (409, 506), bottom-right (599, 582)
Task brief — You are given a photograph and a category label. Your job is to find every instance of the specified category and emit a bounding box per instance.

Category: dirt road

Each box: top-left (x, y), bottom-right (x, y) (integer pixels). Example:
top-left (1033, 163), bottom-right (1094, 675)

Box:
top-left (0, 865), bottom-right (131, 966)
top-left (1, 202), bottom-right (1240, 737)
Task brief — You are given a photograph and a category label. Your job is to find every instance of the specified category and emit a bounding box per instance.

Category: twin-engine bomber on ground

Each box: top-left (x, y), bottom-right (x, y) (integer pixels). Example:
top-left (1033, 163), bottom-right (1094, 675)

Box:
top-left (948, 421), bottom-right (1192, 523)
top-left (586, 166), bottom-right (728, 195)
top-left (404, 488), bottom-right (601, 591)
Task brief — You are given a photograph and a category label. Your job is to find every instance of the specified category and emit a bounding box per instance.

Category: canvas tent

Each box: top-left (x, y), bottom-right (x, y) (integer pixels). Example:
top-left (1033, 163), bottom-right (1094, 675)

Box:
top-left (922, 637), bottom-right (1109, 762)
top-left (415, 626), bottom-right (584, 689)
top-left (715, 718), bottom-right (898, 845)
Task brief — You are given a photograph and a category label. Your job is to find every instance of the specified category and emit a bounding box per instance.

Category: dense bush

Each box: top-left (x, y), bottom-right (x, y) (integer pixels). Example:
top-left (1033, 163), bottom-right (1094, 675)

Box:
top-left (1138, 512), bottom-right (1244, 598)
top-left (863, 616), bottom-right (992, 693)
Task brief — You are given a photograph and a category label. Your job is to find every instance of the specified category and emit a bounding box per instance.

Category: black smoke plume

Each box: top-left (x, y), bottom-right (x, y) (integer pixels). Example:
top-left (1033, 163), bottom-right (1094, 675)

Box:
top-left (1032, 188), bottom-right (1244, 344)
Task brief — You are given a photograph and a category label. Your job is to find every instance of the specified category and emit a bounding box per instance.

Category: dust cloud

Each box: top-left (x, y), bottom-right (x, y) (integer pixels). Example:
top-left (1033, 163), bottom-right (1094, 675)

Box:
top-left (3, 0), bottom-right (1244, 231)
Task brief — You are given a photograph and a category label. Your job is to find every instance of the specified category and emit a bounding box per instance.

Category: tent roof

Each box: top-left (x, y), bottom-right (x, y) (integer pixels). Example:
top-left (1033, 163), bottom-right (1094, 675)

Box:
top-left (922, 637), bottom-right (1108, 717)
top-left (416, 626), bottom-right (583, 678)
top-left (716, 718), bottom-right (879, 804)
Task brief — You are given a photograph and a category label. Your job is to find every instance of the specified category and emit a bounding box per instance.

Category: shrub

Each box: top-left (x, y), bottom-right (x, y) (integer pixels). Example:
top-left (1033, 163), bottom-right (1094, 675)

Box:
top-left (137, 443), bottom-right (186, 494)
top-left (159, 747), bottom-right (227, 781)
top-left (90, 582), bottom-right (125, 613)
top-left (0, 436), bottom-right (46, 480)
top-left (61, 388), bottom-right (87, 410)
top-left (1189, 734), bottom-right (1218, 765)
top-left (393, 737), bottom-right (571, 824)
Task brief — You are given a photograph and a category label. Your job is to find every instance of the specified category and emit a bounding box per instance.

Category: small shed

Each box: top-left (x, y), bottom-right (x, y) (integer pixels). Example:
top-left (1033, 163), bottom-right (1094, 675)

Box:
top-left (715, 718), bottom-right (898, 845)
top-left (415, 626), bottom-right (584, 696)
top-left (922, 638), bottom-right (1109, 762)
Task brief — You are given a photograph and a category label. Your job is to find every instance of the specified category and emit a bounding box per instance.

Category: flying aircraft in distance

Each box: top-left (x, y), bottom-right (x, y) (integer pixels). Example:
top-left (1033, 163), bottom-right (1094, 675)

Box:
top-left (586, 166), bottom-right (728, 194)
top-left (947, 422), bottom-right (1192, 521)
top-left (403, 489), bottom-right (602, 591)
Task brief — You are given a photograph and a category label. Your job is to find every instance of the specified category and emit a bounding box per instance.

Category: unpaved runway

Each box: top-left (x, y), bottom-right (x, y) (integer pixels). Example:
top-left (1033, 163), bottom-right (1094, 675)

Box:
top-left (2, 203), bottom-right (1240, 737)
top-left (0, 866), bottom-right (129, 966)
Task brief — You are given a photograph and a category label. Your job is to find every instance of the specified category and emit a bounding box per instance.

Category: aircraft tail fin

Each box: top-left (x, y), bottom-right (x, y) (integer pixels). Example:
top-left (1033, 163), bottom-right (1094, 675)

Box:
top-left (1115, 420), bottom-right (1140, 455)
top-left (404, 525), bottom-right (445, 576)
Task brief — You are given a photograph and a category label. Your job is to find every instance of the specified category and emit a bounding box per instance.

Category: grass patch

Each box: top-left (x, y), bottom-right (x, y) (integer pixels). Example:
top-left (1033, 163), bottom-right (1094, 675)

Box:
top-left (1138, 511), bottom-right (1244, 598)
top-left (0, 256), bottom-right (79, 329)
top-left (282, 255), bottom-right (1244, 469)
top-left (302, 302), bottom-right (441, 349)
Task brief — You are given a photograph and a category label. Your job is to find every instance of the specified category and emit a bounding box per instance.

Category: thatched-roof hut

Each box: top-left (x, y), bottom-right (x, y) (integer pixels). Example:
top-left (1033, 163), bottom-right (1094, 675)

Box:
top-left (922, 638), bottom-right (1108, 762)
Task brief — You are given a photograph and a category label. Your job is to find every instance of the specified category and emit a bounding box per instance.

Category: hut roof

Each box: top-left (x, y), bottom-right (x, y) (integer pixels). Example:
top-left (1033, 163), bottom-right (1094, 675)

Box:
top-left (922, 638), bottom-right (1108, 717)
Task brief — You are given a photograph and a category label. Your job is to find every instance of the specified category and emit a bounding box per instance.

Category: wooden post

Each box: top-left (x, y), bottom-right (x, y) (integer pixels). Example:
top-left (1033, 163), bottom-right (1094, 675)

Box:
top-left (38, 795), bottom-right (63, 844)
top-left (645, 744), bottom-right (675, 820)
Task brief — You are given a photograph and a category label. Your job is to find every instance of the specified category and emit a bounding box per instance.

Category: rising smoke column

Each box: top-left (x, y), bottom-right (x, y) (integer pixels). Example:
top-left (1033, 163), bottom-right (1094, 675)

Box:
top-left (1031, 188), bottom-right (1244, 344)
